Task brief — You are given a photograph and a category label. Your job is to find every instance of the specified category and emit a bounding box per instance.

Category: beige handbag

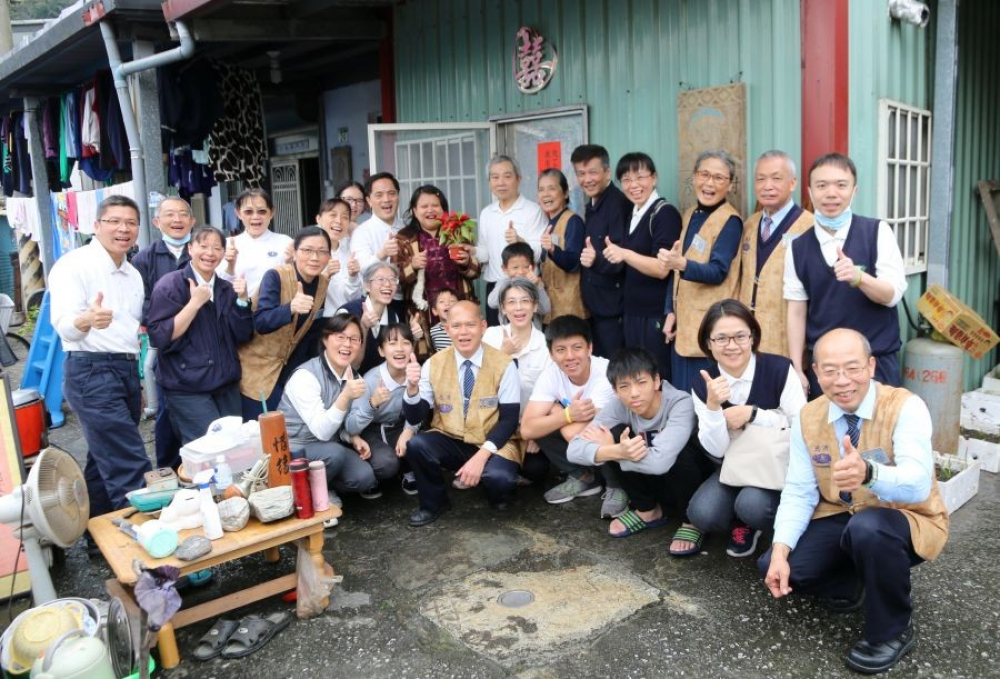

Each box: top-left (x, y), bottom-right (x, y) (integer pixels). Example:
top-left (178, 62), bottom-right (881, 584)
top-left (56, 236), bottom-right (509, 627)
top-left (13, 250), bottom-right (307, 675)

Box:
top-left (719, 424), bottom-right (791, 491)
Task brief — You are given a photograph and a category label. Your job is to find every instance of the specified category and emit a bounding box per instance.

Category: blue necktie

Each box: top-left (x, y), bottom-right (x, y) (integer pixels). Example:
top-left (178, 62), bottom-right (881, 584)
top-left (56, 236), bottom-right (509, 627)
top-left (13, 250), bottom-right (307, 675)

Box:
top-left (462, 359), bottom-right (474, 417)
top-left (839, 414), bottom-right (862, 503)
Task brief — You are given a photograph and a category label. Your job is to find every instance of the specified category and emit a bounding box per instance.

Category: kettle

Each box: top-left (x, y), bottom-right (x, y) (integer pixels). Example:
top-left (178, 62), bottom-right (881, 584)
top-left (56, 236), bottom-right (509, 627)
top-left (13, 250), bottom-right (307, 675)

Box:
top-left (30, 630), bottom-right (115, 679)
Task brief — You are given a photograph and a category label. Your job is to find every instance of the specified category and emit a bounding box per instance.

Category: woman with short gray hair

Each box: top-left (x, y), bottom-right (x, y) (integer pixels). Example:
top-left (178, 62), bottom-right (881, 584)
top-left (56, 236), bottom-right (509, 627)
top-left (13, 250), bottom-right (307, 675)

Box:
top-left (337, 261), bottom-right (410, 373)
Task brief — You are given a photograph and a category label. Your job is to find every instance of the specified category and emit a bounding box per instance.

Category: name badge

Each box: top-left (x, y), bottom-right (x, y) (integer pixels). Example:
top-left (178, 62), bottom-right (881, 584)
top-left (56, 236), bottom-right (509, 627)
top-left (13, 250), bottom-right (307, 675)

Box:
top-left (861, 447), bottom-right (891, 465)
top-left (437, 395), bottom-right (453, 414)
top-left (550, 234), bottom-right (561, 247)
top-left (690, 234), bottom-right (708, 254)
top-left (781, 233), bottom-right (800, 248)
top-left (267, 250), bottom-right (279, 258)
top-left (479, 396), bottom-right (499, 408)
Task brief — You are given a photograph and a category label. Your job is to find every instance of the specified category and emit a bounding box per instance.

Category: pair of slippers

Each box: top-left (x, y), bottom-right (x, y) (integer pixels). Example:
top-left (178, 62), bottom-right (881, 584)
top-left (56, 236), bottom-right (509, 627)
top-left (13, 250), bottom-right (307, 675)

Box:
top-left (609, 511), bottom-right (705, 556)
top-left (192, 612), bottom-right (292, 661)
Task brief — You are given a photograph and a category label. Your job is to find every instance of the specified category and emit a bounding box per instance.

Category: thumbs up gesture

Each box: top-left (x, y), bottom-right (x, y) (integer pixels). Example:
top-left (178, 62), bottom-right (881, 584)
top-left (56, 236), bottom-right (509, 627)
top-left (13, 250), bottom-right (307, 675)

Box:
top-left (87, 292), bottom-right (114, 330)
top-left (580, 236), bottom-right (596, 268)
top-left (325, 257), bottom-right (342, 277)
top-left (700, 369), bottom-right (731, 411)
top-left (290, 281), bottom-right (314, 315)
top-left (833, 246), bottom-right (861, 285)
top-left (188, 278), bottom-right (212, 308)
top-left (541, 225), bottom-right (555, 253)
top-left (657, 239), bottom-right (685, 272)
top-left (342, 365), bottom-right (367, 400)
top-left (603, 235), bottom-right (626, 264)
top-left (232, 274), bottom-right (248, 301)
top-left (566, 388), bottom-right (596, 424)
top-left (224, 237), bottom-right (239, 272)
top-left (405, 352), bottom-right (422, 390)
top-left (347, 252), bottom-right (360, 277)
top-left (380, 234), bottom-right (399, 260)
top-left (369, 376), bottom-right (392, 409)
top-left (833, 434), bottom-right (867, 492)
top-left (504, 220), bottom-right (519, 244)
top-left (618, 427), bottom-right (648, 462)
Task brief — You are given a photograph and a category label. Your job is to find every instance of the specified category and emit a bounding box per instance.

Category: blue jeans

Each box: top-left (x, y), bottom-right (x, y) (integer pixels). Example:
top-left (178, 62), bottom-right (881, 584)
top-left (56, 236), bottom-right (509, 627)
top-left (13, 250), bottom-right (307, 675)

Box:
top-left (63, 353), bottom-right (151, 518)
top-left (163, 383), bottom-right (242, 445)
top-left (687, 471), bottom-right (781, 533)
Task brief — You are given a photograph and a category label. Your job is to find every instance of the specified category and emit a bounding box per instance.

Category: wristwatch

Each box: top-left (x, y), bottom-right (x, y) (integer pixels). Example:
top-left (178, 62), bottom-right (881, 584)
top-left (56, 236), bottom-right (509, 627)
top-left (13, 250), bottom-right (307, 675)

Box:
top-left (862, 460), bottom-right (878, 488)
top-left (748, 405), bottom-right (759, 423)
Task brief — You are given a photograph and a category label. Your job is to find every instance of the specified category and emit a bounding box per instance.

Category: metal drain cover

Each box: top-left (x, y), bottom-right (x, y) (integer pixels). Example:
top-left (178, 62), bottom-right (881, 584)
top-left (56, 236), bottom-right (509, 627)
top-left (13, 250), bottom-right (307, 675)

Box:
top-left (498, 589), bottom-right (535, 608)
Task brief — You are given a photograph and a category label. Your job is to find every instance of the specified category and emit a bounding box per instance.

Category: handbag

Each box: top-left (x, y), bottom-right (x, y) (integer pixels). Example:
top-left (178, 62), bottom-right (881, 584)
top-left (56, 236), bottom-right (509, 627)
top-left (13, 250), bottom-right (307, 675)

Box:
top-left (719, 423), bottom-right (791, 491)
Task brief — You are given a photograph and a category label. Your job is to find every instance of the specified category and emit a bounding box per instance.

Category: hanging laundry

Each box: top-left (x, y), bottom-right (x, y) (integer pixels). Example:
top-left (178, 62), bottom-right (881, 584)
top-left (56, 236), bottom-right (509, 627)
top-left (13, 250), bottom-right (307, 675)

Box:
top-left (99, 71), bottom-right (130, 171)
top-left (168, 146), bottom-right (216, 199)
top-left (42, 98), bottom-right (60, 160)
top-left (208, 60), bottom-right (266, 186)
top-left (2, 115), bottom-right (13, 197)
top-left (13, 112), bottom-right (32, 196)
top-left (81, 81), bottom-right (100, 157)
top-left (158, 58), bottom-right (224, 152)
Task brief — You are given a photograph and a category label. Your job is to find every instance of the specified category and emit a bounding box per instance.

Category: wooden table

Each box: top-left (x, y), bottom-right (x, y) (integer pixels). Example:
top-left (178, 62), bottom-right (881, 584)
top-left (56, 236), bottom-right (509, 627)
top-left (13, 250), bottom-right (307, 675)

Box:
top-left (88, 504), bottom-right (341, 669)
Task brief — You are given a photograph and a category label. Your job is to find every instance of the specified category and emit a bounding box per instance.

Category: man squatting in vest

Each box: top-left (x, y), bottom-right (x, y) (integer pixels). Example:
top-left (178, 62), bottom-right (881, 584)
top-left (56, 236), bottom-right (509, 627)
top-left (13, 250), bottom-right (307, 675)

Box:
top-left (402, 301), bottom-right (522, 527)
top-left (759, 328), bottom-right (948, 675)
top-left (784, 153), bottom-right (907, 398)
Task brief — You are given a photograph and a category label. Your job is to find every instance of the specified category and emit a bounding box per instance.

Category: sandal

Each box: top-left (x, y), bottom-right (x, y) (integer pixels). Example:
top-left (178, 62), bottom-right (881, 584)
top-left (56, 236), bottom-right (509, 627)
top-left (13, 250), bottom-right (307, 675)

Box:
top-left (669, 525), bottom-right (705, 557)
top-left (609, 510), bottom-right (670, 538)
top-left (220, 612), bottom-right (293, 659)
top-left (192, 618), bottom-right (239, 661)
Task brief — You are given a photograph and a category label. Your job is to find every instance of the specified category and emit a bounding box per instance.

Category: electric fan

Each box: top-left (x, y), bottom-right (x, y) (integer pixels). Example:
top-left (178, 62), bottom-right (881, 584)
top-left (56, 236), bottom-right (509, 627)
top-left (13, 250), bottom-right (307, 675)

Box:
top-left (0, 448), bottom-right (89, 604)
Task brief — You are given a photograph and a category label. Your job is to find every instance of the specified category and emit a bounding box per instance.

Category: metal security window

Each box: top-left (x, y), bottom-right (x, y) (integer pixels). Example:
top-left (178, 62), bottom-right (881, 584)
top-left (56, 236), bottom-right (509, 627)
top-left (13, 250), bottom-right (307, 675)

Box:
top-left (877, 100), bottom-right (932, 274)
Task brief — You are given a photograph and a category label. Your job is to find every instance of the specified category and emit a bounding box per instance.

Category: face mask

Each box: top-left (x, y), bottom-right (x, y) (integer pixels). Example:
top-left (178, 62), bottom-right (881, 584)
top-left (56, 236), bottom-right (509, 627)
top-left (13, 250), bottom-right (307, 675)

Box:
top-left (162, 233), bottom-right (192, 247)
top-left (810, 188), bottom-right (856, 231)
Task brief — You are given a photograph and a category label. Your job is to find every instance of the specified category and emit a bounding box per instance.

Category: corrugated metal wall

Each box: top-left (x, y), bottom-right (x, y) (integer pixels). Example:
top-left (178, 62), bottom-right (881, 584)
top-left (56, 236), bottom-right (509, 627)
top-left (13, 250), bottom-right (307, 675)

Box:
top-left (394, 0), bottom-right (803, 214)
top-left (949, 0), bottom-right (1000, 389)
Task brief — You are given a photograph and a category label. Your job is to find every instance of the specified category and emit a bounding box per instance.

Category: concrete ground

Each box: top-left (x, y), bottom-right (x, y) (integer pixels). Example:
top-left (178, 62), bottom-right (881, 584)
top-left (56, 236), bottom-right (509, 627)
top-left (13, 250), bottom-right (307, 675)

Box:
top-left (3, 343), bottom-right (998, 678)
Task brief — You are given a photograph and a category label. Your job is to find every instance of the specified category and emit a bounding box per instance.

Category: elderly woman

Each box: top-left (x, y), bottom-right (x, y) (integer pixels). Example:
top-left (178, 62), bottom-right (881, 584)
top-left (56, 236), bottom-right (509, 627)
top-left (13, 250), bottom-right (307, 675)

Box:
top-left (338, 261), bottom-right (410, 374)
top-left (482, 278), bottom-right (552, 485)
top-left (337, 180), bottom-right (368, 237)
top-left (147, 225), bottom-right (254, 443)
top-left (659, 149), bottom-right (744, 392)
top-left (218, 188), bottom-right (294, 296)
top-left (238, 225), bottom-right (331, 419)
top-left (278, 314), bottom-right (376, 513)
top-left (538, 169), bottom-right (587, 323)
top-left (315, 197), bottom-right (362, 314)
top-left (395, 185), bottom-right (480, 354)
top-left (686, 299), bottom-right (806, 558)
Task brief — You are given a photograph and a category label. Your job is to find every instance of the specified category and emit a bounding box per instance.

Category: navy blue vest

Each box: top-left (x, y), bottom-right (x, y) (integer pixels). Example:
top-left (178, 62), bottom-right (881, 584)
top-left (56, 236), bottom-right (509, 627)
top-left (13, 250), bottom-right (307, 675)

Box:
top-left (791, 215), bottom-right (901, 355)
top-left (691, 352), bottom-right (790, 410)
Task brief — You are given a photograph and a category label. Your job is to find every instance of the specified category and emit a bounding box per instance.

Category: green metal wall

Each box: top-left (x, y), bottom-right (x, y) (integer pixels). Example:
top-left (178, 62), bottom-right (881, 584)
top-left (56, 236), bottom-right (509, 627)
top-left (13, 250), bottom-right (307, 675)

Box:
top-left (394, 0), bottom-right (803, 214)
top-left (949, 0), bottom-right (1000, 389)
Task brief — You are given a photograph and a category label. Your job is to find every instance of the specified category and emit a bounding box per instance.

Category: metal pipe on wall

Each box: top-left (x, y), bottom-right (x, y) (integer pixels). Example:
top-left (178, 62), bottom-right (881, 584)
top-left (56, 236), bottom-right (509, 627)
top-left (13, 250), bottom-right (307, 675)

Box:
top-left (99, 20), bottom-right (194, 248)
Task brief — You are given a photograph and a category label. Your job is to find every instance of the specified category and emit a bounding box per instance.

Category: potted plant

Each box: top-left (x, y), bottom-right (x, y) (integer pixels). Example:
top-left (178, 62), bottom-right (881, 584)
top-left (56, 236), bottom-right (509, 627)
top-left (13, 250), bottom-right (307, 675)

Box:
top-left (438, 211), bottom-right (476, 261)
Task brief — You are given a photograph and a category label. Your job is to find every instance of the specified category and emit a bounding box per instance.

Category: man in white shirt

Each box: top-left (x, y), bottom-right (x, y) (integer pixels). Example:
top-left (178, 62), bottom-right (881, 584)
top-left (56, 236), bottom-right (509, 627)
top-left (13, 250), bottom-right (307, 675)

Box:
top-left (475, 155), bottom-right (548, 324)
top-left (350, 172), bottom-right (404, 273)
top-left (520, 315), bottom-right (625, 516)
top-left (49, 196), bottom-right (152, 523)
top-left (784, 153), bottom-right (907, 396)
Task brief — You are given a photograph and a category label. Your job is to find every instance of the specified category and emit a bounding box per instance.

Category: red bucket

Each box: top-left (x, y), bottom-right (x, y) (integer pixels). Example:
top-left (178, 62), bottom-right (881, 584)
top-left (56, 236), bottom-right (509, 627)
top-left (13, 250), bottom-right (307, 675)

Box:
top-left (12, 388), bottom-right (46, 458)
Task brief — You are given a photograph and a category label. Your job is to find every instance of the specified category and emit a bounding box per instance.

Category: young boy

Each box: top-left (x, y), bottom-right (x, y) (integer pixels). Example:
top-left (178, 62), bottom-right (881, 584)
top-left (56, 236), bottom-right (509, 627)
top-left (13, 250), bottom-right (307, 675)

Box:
top-left (486, 242), bottom-right (552, 327)
top-left (428, 288), bottom-right (458, 353)
top-left (567, 347), bottom-right (714, 556)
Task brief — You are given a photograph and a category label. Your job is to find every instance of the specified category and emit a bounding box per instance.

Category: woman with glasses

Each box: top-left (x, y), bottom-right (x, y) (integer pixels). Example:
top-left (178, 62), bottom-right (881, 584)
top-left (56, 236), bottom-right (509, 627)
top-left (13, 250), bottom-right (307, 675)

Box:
top-left (396, 185), bottom-right (480, 356)
top-left (685, 299), bottom-right (806, 558)
top-left (481, 278), bottom-right (552, 485)
top-left (337, 180), bottom-right (369, 237)
top-left (600, 153), bottom-right (681, 380)
top-left (658, 150), bottom-right (744, 393)
top-left (148, 226), bottom-right (255, 444)
top-left (337, 261), bottom-right (408, 373)
top-left (278, 314), bottom-right (378, 512)
top-left (237, 226), bottom-right (332, 419)
top-left (218, 188), bottom-right (294, 296)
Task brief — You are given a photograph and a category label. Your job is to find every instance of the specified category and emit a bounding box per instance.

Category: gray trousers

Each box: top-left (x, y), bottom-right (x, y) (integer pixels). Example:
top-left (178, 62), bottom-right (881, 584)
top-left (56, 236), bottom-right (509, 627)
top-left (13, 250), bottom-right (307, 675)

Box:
top-left (294, 439), bottom-right (377, 494)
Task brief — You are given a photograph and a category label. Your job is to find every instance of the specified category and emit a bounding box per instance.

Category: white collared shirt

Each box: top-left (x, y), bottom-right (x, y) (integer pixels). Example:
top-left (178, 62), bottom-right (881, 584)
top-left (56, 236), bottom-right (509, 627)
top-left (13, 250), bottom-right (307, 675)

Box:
top-left (782, 218), bottom-right (907, 306)
top-left (217, 229), bottom-right (293, 297)
top-left (691, 354), bottom-right (807, 457)
top-left (349, 212), bottom-right (403, 271)
top-left (323, 238), bottom-right (363, 316)
top-left (49, 239), bottom-right (143, 353)
top-left (628, 190), bottom-right (661, 234)
top-left (192, 269), bottom-right (217, 302)
top-left (482, 325), bottom-right (552, 409)
top-left (475, 195), bottom-right (548, 282)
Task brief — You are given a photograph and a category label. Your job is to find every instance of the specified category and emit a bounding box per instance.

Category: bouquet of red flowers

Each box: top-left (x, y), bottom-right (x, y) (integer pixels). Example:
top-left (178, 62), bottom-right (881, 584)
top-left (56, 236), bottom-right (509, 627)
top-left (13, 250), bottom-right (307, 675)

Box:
top-left (437, 211), bottom-right (476, 247)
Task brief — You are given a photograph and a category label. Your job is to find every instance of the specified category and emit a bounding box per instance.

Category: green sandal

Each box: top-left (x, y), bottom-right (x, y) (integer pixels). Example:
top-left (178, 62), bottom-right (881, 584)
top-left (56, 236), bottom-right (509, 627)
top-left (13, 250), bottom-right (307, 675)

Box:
top-left (610, 510), bottom-right (670, 538)
top-left (669, 525), bottom-right (704, 557)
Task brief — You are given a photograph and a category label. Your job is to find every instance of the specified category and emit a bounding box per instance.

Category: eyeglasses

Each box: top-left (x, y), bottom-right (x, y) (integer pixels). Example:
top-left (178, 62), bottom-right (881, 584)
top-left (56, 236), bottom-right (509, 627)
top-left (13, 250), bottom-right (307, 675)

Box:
top-left (239, 208), bottom-right (270, 216)
top-left (695, 170), bottom-right (731, 185)
top-left (341, 197), bottom-right (365, 205)
top-left (99, 218), bottom-right (139, 229)
top-left (298, 248), bottom-right (331, 259)
top-left (818, 365), bottom-right (868, 380)
top-left (502, 297), bottom-right (535, 308)
top-left (709, 332), bottom-right (753, 347)
top-left (370, 276), bottom-right (399, 286)
top-left (330, 333), bottom-right (363, 346)
top-left (620, 173), bottom-right (653, 186)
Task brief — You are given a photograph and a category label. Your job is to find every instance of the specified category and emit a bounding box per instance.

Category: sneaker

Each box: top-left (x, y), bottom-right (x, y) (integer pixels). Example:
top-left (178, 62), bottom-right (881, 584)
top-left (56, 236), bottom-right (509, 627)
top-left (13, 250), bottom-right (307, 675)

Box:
top-left (600, 487), bottom-right (629, 518)
top-left (328, 490), bottom-right (343, 508)
top-left (401, 473), bottom-right (418, 496)
top-left (360, 485), bottom-right (382, 500)
top-left (452, 475), bottom-right (472, 490)
top-left (726, 523), bottom-right (762, 557)
top-left (543, 476), bottom-right (603, 504)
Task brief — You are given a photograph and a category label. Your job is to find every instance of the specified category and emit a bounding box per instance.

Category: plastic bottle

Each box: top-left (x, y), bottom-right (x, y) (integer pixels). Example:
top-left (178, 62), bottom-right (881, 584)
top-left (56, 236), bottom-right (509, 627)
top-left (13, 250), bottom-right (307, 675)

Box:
top-left (194, 469), bottom-right (224, 540)
top-left (214, 455), bottom-right (233, 493)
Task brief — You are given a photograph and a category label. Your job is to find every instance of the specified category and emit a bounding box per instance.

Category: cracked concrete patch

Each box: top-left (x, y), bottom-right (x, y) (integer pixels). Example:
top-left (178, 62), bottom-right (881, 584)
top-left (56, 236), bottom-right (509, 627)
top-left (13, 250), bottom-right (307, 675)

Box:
top-left (325, 589), bottom-right (371, 611)
top-left (388, 528), bottom-right (533, 590)
top-left (419, 564), bottom-right (660, 664)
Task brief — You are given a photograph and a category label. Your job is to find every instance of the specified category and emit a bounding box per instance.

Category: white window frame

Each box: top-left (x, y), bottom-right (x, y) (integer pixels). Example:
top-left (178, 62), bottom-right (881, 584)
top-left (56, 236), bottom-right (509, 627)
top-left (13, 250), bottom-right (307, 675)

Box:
top-left (877, 99), bottom-right (932, 275)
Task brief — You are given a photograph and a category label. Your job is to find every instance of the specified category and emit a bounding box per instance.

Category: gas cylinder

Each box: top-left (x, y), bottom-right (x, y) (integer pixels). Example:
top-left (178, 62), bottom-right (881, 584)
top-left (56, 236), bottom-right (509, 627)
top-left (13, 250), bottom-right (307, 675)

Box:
top-left (902, 337), bottom-right (965, 453)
